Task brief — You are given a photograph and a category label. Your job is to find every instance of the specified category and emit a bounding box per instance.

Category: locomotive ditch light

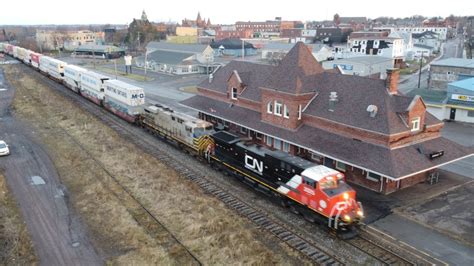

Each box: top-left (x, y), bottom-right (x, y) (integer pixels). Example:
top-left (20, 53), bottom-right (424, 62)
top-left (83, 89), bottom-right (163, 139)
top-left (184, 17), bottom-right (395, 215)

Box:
top-left (343, 214), bottom-right (351, 222)
top-left (357, 210), bottom-right (364, 217)
top-left (343, 192), bottom-right (349, 200)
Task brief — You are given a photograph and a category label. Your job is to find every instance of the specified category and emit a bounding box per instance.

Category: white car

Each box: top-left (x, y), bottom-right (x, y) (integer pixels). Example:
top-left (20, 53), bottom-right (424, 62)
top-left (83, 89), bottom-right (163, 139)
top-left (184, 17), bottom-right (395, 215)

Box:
top-left (0, 140), bottom-right (10, 156)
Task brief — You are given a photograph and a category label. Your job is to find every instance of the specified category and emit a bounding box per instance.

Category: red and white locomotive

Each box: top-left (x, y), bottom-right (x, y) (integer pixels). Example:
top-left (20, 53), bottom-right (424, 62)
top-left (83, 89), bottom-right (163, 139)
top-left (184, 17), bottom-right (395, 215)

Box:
top-left (210, 131), bottom-right (363, 236)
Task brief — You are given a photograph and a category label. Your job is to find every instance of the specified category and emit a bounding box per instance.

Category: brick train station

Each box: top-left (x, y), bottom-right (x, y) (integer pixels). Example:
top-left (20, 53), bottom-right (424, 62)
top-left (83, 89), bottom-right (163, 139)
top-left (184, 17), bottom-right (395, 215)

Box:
top-left (182, 42), bottom-right (473, 194)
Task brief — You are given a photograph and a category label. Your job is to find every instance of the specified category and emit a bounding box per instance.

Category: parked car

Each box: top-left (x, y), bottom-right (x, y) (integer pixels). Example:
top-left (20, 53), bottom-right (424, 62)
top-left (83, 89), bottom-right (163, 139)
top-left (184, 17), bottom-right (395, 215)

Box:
top-left (0, 140), bottom-right (10, 156)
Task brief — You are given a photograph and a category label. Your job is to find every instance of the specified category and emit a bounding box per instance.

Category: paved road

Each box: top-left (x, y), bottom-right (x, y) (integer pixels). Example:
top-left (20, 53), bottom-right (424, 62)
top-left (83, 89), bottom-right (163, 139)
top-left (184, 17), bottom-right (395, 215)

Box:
top-left (440, 122), bottom-right (474, 177)
top-left (399, 36), bottom-right (464, 94)
top-left (0, 68), bottom-right (102, 266)
top-left (373, 214), bottom-right (474, 265)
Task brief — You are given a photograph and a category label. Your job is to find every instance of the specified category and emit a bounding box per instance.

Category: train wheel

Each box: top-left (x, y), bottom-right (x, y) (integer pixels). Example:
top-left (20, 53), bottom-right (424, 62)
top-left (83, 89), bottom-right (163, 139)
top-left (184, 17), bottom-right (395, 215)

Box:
top-left (290, 205), bottom-right (300, 215)
top-left (279, 197), bottom-right (289, 208)
top-left (303, 212), bottom-right (316, 223)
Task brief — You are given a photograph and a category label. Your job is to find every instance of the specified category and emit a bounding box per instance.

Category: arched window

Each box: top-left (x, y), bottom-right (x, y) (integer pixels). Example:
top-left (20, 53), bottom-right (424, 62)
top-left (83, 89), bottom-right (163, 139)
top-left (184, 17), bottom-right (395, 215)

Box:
top-left (267, 101), bottom-right (273, 113)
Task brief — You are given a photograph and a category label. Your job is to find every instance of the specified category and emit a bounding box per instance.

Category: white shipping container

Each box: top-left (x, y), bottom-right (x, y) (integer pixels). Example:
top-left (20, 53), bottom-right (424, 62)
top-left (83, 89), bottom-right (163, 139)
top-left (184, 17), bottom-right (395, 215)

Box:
top-left (17, 47), bottom-right (27, 62)
top-left (104, 79), bottom-right (145, 106)
top-left (39, 56), bottom-right (67, 80)
top-left (24, 50), bottom-right (33, 64)
top-left (64, 65), bottom-right (87, 92)
top-left (12, 46), bottom-right (18, 58)
top-left (80, 71), bottom-right (109, 100)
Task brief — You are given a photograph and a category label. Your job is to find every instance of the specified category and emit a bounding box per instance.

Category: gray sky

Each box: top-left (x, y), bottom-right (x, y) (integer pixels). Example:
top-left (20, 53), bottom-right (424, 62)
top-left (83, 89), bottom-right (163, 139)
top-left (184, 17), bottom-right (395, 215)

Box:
top-left (1, 0), bottom-right (472, 25)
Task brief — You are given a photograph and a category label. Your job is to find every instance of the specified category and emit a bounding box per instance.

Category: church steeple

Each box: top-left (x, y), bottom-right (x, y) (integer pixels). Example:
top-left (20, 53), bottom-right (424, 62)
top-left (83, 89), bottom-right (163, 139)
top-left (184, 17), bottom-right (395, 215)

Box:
top-left (196, 12), bottom-right (202, 24)
top-left (141, 10), bottom-right (148, 21)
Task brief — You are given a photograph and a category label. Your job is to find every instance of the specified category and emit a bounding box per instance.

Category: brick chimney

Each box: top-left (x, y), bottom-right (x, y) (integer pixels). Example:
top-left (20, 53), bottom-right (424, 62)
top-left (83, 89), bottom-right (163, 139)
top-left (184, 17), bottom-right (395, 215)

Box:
top-left (386, 68), bottom-right (400, 95)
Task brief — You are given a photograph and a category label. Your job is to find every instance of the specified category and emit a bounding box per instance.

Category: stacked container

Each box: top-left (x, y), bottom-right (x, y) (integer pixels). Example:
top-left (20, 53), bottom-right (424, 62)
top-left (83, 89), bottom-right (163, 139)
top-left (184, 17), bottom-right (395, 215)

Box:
top-left (30, 52), bottom-right (41, 69)
top-left (80, 71), bottom-right (109, 105)
top-left (39, 56), bottom-right (67, 80)
top-left (103, 79), bottom-right (145, 122)
top-left (64, 65), bottom-right (87, 92)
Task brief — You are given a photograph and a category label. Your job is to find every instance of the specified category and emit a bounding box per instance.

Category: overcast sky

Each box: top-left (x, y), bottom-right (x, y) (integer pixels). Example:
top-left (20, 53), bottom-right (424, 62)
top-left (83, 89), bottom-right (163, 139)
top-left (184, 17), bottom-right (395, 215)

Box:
top-left (1, 0), bottom-right (472, 25)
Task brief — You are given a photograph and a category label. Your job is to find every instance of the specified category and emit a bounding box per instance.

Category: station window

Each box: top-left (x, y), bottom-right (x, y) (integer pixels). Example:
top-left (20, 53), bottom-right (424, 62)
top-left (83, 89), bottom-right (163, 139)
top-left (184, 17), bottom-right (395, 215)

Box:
top-left (336, 161), bottom-right (346, 172)
top-left (267, 101), bottom-right (273, 113)
top-left (266, 136), bottom-right (273, 146)
top-left (284, 105), bottom-right (289, 118)
top-left (275, 101), bottom-right (282, 116)
top-left (274, 139), bottom-right (282, 150)
top-left (240, 126), bottom-right (248, 134)
top-left (298, 104), bottom-right (302, 120)
top-left (255, 132), bottom-right (263, 140)
top-left (366, 172), bottom-right (382, 182)
top-left (283, 142), bottom-right (290, 153)
top-left (411, 117), bottom-right (420, 131)
top-left (231, 87), bottom-right (238, 99)
top-left (311, 153), bottom-right (323, 162)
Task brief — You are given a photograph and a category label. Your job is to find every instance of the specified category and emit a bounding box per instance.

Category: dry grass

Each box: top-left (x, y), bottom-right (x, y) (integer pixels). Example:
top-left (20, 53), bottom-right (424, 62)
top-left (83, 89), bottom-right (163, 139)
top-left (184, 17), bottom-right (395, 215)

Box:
top-left (5, 65), bottom-right (301, 264)
top-left (0, 172), bottom-right (38, 265)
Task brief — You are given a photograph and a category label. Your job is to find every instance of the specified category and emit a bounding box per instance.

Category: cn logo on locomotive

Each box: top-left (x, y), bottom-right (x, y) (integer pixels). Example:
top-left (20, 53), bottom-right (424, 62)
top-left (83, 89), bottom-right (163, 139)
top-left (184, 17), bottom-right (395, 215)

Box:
top-left (244, 154), bottom-right (263, 175)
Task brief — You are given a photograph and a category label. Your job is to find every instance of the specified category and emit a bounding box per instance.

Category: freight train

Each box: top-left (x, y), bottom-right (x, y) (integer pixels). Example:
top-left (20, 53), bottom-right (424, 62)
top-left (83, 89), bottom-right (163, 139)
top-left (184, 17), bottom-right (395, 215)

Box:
top-left (0, 43), bottom-right (364, 237)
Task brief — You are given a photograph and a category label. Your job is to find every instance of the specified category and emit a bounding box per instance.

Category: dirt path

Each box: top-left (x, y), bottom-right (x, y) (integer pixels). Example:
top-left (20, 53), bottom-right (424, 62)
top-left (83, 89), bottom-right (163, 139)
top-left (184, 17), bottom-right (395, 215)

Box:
top-left (3, 63), bottom-right (307, 264)
top-left (0, 68), bottom-right (102, 266)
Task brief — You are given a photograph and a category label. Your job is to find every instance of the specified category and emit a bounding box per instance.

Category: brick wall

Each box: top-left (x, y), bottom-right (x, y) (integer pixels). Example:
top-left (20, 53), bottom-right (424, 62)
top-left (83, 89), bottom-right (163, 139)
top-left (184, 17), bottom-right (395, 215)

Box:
top-left (260, 89), bottom-right (316, 130)
top-left (400, 172), bottom-right (428, 188)
top-left (345, 167), bottom-right (382, 192)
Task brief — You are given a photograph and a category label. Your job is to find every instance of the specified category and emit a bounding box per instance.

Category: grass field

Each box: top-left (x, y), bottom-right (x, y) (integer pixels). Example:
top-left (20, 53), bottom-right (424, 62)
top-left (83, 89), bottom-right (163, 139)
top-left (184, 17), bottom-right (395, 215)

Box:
top-left (0, 172), bottom-right (37, 265)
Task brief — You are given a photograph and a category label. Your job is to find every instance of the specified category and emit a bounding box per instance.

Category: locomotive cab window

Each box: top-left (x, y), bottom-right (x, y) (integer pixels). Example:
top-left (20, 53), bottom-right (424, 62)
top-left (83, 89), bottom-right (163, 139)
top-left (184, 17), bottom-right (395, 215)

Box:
top-left (302, 177), bottom-right (316, 188)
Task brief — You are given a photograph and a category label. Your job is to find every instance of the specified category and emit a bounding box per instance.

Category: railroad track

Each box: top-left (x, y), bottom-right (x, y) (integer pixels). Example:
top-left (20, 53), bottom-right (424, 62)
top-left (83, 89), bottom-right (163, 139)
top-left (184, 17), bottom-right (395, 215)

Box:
top-left (355, 225), bottom-right (447, 266)
top-left (347, 233), bottom-right (413, 265)
top-left (26, 66), bottom-right (342, 265)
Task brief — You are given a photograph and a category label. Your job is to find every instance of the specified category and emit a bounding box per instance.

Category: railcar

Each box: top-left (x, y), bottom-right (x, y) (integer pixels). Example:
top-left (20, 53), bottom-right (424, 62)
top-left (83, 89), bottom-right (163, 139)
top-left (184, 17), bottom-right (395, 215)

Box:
top-left (39, 56), bottom-right (67, 81)
top-left (29, 52), bottom-right (41, 69)
top-left (103, 79), bottom-right (145, 123)
top-left (64, 65), bottom-right (87, 92)
top-left (140, 104), bottom-right (215, 155)
top-left (80, 71), bottom-right (109, 105)
top-left (210, 131), bottom-right (363, 237)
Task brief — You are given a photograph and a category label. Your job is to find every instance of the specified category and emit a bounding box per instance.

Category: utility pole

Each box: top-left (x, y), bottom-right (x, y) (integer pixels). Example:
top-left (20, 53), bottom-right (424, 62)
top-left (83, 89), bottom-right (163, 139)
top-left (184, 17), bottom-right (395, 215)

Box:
top-left (417, 51), bottom-right (426, 88)
top-left (144, 48), bottom-right (148, 81)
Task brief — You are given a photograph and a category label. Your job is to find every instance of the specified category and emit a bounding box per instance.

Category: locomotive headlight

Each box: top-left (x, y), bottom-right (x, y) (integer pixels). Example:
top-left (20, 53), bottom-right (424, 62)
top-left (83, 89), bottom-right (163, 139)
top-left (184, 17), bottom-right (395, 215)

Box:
top-left (357, 210), bottom-right (364, 217)
top-left (343, 192), bottom-right (349, 200)
top-left (343, 214), bottom-right (351, 222)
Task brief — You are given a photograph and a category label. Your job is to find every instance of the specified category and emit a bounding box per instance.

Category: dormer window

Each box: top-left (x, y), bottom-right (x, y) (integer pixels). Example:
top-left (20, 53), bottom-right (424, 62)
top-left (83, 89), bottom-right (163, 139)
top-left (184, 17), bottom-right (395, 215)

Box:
top-left (267, 101), bottom-right (273, 113)
top-left (275, 101), bottom-right (282, 116)
top-left (411, 117), bottom-right (420, 131)
top-left (283, 105), bottom-right (289, 118)
top-left (231, 87), bottom-right (238, 100)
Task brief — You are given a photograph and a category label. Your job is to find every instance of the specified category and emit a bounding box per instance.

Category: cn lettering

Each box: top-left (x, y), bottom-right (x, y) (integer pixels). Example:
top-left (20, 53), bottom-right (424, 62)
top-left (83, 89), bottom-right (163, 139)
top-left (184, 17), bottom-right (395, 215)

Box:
top-left (245, 154), bottom-right (263, 175)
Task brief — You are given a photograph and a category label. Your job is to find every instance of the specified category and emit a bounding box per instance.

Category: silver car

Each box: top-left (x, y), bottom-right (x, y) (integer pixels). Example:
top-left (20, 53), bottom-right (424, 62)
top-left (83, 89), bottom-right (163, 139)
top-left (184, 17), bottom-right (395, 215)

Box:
top-left (0, 140), bottom-right (10, 156)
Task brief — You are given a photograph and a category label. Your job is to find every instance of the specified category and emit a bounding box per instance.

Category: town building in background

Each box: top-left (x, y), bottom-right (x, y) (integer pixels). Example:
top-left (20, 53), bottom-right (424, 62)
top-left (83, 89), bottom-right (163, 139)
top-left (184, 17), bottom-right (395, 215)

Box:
top-left (322, 56), bottom-right (393, 78)
top-left (36, 30), bottom-right (104, 51)
top-left (72, 44), bottom-right (125, 59)
top-left (429, 58), bottom-right (474, 89)
top-left (346, 31), bottom-right (405, 66)
top-left (397, 26), bottom-right (448, 41)
top-left (210, 38), bottom-right (257, 57)
top-left (135, 41), bottom-right (217, 75)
